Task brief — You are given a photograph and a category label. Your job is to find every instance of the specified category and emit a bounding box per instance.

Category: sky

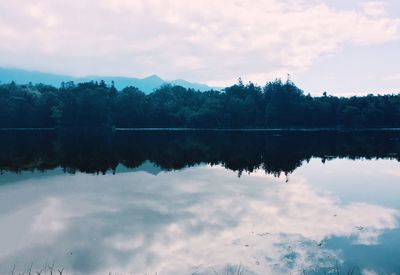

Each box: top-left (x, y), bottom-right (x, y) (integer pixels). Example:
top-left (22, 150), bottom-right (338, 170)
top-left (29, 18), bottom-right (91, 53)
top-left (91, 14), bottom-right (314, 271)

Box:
top-left (0, 0), bottom-right (399, 95)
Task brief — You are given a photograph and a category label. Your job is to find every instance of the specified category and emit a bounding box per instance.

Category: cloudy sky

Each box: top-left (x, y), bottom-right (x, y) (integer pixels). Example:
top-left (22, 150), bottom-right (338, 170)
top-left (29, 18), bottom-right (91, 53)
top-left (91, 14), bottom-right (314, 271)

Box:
top-left (0, 0), bottom-right (399, 95)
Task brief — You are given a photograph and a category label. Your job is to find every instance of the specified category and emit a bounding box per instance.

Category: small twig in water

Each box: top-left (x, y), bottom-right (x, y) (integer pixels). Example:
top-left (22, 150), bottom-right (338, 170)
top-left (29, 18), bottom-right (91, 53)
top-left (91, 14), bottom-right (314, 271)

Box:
top-left (48, 262), bottom-right (55, 275)
top-left (236, 264), bottom-right (244, 275)
top-left (335, 261), bottom-right (340, 275)
top-left (27, 263), bottom-right (33, 275)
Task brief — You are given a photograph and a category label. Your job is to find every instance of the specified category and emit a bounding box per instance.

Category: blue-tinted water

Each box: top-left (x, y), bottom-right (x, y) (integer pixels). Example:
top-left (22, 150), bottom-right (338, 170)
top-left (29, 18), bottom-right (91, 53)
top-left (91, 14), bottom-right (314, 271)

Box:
top-left (0, 131), bottom-right (399, 274)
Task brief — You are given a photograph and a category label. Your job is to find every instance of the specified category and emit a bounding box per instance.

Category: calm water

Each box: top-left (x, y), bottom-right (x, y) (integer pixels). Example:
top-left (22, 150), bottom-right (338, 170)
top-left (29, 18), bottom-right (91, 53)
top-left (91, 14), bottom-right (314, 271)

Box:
top-left (0, 130), bottom-right (400, 275)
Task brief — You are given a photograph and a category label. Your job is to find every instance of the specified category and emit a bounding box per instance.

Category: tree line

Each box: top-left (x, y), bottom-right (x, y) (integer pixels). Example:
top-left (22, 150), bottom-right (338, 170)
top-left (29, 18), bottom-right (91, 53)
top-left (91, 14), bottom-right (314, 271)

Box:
top-left (1, 130), bottom-right (399, 175)
top-left (0, 79), bottom-right (399, 128)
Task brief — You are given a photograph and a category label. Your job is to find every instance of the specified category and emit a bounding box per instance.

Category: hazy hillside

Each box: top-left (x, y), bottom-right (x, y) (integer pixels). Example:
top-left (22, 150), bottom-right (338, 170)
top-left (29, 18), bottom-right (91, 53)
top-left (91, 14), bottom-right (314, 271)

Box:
top-left (0, 67), bottom-right (216, 93)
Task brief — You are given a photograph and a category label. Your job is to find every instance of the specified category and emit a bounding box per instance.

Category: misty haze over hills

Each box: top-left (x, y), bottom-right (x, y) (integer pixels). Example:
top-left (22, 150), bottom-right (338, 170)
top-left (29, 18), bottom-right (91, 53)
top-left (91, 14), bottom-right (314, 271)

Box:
top-left (0, 67), bottom-right (217, 93)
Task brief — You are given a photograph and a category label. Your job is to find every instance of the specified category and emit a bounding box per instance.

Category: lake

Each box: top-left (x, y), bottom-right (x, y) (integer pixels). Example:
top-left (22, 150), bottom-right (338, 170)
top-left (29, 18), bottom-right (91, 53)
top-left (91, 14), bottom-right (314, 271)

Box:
top-left (0, 130), bottom-right (399, 274)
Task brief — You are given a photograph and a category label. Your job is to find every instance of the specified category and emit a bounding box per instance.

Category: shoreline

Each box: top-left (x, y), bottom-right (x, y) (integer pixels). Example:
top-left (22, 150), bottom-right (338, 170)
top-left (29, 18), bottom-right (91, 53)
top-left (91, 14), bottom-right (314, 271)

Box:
top-left (1, 127), bottom-right (400, 132)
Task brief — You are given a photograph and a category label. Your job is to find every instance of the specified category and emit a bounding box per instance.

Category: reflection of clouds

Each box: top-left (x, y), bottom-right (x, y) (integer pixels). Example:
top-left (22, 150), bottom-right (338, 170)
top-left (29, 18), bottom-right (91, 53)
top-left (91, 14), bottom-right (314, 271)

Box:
top-left (29, 196), bottom-right (113, 243)
top-left (0, 165), bottom-right (398, 274)
top-left (31, 198), bottom-right (67, 235)
top-left (362, 269), bottom-right (379, 275)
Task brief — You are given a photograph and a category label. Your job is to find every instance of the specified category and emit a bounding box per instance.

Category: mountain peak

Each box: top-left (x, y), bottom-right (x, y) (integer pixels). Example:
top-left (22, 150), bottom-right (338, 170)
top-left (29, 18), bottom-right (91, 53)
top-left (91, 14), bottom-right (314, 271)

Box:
top-left (143, 74), bottom-right (163, 81)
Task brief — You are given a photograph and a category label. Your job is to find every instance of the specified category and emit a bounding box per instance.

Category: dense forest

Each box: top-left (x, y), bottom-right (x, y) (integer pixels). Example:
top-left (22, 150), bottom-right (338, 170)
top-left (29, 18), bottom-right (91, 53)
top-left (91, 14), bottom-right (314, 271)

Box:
top-left (0, 79), bottom-right (399, 128)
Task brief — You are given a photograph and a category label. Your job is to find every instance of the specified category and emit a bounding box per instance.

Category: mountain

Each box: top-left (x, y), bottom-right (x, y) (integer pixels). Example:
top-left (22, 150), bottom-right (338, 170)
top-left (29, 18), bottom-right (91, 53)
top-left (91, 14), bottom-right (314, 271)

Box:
top-left (0, 67), bottom-right (218, 93)
top-left (0, 67), bottom-right (73, 87)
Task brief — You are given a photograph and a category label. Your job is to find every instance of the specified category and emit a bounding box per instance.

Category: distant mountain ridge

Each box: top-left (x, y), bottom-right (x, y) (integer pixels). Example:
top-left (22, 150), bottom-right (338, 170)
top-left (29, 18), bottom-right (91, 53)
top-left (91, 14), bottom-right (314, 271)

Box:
top-left (0, 67), bottom-right (217, 93)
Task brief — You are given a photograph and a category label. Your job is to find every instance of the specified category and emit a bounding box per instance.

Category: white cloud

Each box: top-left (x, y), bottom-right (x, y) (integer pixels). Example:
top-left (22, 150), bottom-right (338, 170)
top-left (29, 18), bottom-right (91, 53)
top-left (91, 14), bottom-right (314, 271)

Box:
top-left (362, 1), bottom-right (387, 17)
top-left (384, 73), bottom-right (400, 81)
top-left (0, 0), bottom-right (399, 85)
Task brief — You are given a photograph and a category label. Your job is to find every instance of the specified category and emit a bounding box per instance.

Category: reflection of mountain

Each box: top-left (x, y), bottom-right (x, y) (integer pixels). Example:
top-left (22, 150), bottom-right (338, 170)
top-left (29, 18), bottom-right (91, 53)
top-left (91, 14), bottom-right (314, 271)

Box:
top-left (0, 130), bottom-right (400, 175)
top-left (115, 161), bottom-right (163, 175)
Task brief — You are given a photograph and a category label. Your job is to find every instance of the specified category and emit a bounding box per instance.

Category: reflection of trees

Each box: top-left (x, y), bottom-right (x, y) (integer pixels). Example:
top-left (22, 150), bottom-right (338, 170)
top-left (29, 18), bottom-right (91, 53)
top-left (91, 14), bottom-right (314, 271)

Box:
top-left (0, 130), bottom-right (399, 176)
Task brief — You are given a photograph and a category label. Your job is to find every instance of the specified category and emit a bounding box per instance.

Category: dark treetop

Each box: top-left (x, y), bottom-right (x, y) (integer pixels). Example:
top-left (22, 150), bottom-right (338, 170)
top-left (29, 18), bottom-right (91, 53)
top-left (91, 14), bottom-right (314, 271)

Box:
top-left (0, 79), bottom-right (399, 129)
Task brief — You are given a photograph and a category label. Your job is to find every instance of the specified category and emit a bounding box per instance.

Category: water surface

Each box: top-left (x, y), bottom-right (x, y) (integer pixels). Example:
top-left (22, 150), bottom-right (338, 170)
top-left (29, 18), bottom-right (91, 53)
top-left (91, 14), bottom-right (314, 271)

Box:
top-left (0, 130), bottom-right (399, 274)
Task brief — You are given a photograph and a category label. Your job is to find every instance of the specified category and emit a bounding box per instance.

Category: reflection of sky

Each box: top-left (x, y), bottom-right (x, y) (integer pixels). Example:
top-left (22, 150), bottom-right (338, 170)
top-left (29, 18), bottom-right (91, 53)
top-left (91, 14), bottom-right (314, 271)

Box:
top-left (297, 159), bottom-right (400, 209)
top-left (0, 160), bottom-right (399, 274)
